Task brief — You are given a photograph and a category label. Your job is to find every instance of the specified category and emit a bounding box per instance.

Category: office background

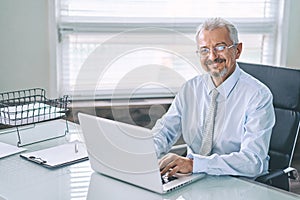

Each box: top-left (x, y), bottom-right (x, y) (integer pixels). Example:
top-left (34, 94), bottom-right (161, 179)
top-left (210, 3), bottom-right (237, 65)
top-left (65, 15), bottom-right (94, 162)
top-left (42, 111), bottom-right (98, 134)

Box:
top-left (0, 0), bottom-right (300, 96)
top-left (0, 0), bottom-right (300, 196)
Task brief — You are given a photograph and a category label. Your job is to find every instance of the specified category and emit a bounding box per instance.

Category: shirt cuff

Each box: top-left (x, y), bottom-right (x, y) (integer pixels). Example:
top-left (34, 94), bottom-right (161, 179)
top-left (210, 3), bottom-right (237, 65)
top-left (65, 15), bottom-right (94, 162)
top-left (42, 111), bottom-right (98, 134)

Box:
top-left (187, 153), bottom-right (209, 173)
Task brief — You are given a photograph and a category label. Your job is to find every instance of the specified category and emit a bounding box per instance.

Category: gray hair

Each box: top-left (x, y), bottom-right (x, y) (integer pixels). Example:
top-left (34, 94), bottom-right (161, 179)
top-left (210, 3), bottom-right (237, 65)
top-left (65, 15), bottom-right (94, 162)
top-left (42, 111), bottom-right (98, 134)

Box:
top-left (195, 17), bottom-right (239, 44)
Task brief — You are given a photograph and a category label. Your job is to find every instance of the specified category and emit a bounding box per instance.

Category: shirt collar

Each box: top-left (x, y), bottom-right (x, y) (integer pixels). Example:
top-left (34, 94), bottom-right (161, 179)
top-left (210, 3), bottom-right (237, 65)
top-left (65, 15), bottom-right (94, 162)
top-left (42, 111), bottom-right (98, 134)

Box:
top-left (205, 63), bottom-right (241, 98)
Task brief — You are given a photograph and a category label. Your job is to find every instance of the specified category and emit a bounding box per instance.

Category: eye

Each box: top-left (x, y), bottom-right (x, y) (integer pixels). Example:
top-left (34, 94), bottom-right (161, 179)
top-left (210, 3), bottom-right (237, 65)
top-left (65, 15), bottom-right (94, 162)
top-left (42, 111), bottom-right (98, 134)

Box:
top-left (200, 48), bottom-right (210, 54)
top-left (215, 45), bottom-right (226, 51)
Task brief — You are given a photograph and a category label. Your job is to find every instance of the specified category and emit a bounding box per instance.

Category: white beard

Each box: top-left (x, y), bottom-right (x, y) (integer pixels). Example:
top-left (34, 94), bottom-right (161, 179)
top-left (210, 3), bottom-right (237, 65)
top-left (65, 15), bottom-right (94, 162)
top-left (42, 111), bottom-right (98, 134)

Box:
top-left (210, 67), bottom-right (228, 78)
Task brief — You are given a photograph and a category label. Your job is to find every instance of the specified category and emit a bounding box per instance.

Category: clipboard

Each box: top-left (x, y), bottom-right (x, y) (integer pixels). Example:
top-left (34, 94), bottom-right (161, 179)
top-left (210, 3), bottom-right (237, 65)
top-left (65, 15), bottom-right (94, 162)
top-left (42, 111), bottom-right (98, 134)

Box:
top-left (20, 141), bottom-right (88, 168)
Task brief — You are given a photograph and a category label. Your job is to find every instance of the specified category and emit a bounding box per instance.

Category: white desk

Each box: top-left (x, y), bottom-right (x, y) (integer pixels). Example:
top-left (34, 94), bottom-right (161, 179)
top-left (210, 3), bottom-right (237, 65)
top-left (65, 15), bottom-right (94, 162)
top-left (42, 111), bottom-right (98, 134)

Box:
top-left (0, 119), bottom-right (300, 200)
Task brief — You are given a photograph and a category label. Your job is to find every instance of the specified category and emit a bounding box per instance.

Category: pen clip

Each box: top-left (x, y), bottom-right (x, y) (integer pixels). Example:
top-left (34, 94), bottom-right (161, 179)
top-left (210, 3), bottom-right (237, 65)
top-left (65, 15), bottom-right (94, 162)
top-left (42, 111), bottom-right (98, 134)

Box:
top-left (28, 156), bottom-right (47, 164)
top-left (75, 142), bottom-right (78, 153)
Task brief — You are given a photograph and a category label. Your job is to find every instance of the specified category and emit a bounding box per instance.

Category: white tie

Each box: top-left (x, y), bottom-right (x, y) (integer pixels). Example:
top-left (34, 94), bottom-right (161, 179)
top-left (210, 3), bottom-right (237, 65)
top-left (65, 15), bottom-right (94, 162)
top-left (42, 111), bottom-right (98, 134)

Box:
top-left (199, 88), bottom-right (219, 156)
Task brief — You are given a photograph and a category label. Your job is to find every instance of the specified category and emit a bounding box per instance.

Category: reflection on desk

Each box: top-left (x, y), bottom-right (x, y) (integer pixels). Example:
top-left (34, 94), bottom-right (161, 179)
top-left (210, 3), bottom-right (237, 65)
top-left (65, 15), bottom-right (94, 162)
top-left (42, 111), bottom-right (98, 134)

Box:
top-left (0, 119), bottom-right (91, 200)
top-left (1, 119), bottom-right (300, 200)
top-left (88, 172), bottom-right (300, 200)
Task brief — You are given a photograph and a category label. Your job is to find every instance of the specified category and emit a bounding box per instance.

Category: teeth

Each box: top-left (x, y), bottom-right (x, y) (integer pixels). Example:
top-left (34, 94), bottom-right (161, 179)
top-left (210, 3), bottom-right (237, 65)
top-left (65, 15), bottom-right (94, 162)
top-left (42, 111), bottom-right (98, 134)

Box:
top-left (209, 63), bottom-right (219, 68)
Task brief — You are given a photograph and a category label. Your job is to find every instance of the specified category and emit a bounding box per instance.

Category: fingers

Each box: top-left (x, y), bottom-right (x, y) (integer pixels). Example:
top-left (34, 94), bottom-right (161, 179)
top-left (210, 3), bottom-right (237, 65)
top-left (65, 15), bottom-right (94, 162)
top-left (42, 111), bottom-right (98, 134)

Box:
top-left (168, 166), bottom-right (180, 177)
top-left (159, 153), bottom-right (193, 176)
top-left (160, 161), bottom-right (176, 175)
top-left (159, 153), bottom-right (178, 170)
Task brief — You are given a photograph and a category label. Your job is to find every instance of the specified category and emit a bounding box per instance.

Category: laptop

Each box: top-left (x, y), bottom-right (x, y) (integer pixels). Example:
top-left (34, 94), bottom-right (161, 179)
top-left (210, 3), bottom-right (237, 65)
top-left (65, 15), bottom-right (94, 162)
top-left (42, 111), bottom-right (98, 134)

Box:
top-left (78, 112), bottom-right (205, 194)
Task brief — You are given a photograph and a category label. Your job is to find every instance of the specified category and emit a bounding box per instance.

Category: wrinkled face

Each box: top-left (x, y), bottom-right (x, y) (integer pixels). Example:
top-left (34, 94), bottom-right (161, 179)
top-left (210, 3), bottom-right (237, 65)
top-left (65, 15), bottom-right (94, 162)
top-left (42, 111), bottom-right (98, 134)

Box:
top-left (197, 27), bottom-right (242, 84)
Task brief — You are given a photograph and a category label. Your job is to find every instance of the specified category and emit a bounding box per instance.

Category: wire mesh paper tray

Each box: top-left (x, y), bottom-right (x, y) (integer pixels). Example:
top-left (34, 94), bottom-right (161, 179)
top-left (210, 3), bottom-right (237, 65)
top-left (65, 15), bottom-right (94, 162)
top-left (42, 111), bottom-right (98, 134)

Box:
top-left (0, 88), bottom-right (69, 146)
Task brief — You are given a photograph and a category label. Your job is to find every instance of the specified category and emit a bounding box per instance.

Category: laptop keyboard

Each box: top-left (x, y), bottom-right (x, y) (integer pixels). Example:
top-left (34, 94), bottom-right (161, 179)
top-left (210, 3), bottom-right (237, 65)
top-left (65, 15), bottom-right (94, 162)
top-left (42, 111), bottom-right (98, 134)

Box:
top-left (161, 174), bottom-right (178, 184)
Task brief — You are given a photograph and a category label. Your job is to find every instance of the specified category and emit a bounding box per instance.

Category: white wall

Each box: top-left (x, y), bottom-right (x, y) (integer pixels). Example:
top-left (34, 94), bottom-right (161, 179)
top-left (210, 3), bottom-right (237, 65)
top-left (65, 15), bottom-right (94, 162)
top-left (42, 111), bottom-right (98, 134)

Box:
top-left (0, 0), bottom-right (51, 95)
top-left (0, 0), bottom-right (299, 97)
top-left (285, 0), bottom-right (300, 69)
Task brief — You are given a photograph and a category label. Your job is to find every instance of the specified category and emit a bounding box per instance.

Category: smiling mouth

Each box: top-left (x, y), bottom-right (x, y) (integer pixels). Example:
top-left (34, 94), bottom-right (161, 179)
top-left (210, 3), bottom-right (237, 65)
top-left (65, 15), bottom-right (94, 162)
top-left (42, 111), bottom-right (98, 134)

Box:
top-left (204, 58), bottom-right (228, 78)
top-left (205, 58), bottom-right (226, 66)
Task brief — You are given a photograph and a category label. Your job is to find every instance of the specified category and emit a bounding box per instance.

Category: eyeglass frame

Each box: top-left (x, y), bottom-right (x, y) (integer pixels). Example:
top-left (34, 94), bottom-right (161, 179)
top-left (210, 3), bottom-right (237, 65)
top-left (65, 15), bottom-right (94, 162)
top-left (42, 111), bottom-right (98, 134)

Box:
top-left (196, 43), bottom-right (238, 57)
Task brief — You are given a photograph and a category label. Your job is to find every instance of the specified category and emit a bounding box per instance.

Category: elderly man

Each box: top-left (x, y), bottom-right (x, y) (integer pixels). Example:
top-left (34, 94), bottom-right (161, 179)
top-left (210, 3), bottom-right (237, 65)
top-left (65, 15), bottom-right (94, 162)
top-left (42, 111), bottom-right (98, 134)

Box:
top-left (152, 17), bottom-right (275, 178)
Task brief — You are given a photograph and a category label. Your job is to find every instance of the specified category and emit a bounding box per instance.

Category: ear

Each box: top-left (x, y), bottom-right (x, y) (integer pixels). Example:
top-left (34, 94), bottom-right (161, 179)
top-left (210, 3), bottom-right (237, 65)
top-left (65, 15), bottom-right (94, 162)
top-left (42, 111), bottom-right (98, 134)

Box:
top-left (235, 43), bottom-right (242, 59)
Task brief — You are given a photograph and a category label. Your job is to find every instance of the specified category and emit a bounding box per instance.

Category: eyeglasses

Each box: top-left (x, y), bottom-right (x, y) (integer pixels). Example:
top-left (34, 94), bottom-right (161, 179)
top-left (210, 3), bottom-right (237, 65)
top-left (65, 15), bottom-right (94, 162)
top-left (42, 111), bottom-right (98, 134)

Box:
top-left (196, 43), bottom-right (237, 57)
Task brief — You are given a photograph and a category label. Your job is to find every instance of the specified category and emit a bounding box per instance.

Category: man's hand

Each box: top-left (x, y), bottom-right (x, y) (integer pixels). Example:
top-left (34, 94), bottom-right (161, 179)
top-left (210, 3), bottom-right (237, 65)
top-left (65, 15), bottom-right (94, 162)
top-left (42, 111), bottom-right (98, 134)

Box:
top-left (159, 153), bottom-right (193, 176)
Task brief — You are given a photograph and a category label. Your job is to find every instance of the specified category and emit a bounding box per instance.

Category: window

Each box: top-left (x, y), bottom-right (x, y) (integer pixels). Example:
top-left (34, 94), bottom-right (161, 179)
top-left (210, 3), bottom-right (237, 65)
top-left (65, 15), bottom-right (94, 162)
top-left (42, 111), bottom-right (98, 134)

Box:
top-left (56, 0), bottom-right (284, 100)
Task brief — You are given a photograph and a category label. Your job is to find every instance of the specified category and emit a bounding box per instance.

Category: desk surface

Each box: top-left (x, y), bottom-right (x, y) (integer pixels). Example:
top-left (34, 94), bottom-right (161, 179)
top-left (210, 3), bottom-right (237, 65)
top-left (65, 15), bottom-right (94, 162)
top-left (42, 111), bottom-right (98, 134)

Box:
top-left (0, 119), bottom-right (300, 200)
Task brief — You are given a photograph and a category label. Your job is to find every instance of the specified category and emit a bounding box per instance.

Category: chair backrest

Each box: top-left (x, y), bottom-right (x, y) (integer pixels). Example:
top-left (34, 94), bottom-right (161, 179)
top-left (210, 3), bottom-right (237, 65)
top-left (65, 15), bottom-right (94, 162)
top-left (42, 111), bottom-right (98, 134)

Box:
top-left (238, 62), bottom-right (300, 172)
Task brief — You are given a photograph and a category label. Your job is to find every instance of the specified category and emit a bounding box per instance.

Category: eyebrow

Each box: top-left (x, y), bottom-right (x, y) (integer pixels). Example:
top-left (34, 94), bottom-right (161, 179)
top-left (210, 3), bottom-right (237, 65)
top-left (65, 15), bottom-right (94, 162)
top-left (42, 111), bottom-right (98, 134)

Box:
top-left (199, 42), bottom-right (228, 49)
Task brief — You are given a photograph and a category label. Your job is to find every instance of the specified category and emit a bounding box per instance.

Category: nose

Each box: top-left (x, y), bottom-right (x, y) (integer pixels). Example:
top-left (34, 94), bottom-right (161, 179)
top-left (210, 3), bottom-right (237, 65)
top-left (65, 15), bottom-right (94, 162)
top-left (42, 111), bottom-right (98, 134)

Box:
top-left (207, 49), bottom-right (218, 61)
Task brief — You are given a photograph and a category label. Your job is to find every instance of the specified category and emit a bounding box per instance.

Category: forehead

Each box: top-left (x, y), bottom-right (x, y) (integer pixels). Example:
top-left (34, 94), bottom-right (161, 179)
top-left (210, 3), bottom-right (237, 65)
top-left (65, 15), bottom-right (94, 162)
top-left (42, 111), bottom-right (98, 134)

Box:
top-left (197, 27), bottom-right (232, 46)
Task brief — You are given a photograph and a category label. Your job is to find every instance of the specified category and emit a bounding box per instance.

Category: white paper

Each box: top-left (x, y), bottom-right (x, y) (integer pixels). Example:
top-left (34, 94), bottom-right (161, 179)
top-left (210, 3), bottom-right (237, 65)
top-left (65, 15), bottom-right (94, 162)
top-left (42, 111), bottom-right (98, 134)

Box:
top-left (0, 102), bottom-right (65, 125)
top-left (20, 141), bottom-right (88, 168)
top-left (0, 102), bottom-right (65, 119)
top-left (0, 142), bottom-right (26, 159)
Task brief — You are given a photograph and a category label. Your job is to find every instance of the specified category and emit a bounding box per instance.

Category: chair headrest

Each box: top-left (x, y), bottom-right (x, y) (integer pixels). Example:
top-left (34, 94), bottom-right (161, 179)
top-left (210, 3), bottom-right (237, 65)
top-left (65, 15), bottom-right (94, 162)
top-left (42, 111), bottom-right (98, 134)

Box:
top-left (238, 62), bottom-right (300, 112)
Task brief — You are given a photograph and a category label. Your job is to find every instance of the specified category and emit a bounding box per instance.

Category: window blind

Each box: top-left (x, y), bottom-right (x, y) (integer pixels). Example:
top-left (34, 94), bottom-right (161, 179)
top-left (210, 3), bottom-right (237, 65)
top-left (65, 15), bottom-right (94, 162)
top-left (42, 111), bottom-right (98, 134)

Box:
top-left (56, 0), bottom-right (283, 100)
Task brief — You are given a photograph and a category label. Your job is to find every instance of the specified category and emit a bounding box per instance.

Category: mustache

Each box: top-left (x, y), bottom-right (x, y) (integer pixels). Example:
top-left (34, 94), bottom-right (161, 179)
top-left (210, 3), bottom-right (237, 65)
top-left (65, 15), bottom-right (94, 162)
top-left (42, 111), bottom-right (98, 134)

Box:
top-left (205, 58), bottom-right (226, 65)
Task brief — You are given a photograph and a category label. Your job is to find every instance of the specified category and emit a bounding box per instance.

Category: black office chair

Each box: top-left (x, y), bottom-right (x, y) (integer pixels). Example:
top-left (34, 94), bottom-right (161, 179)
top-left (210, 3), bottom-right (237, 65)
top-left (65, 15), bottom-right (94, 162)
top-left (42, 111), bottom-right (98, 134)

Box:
top-left (239, 62), bottom-right (300, 191)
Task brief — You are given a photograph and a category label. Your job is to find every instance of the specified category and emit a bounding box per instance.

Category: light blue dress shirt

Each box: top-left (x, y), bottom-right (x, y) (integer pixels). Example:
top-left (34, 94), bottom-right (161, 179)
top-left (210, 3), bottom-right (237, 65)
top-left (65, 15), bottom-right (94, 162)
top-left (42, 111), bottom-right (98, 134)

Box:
top-left (152, 64), bottom-right (275, 178)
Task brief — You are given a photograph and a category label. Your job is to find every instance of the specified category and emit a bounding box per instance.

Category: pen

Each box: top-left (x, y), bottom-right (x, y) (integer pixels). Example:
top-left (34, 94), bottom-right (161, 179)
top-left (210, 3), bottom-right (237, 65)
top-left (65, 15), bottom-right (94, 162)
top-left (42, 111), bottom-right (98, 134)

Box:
top-left (75, 143), bottom-right (78, 153)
